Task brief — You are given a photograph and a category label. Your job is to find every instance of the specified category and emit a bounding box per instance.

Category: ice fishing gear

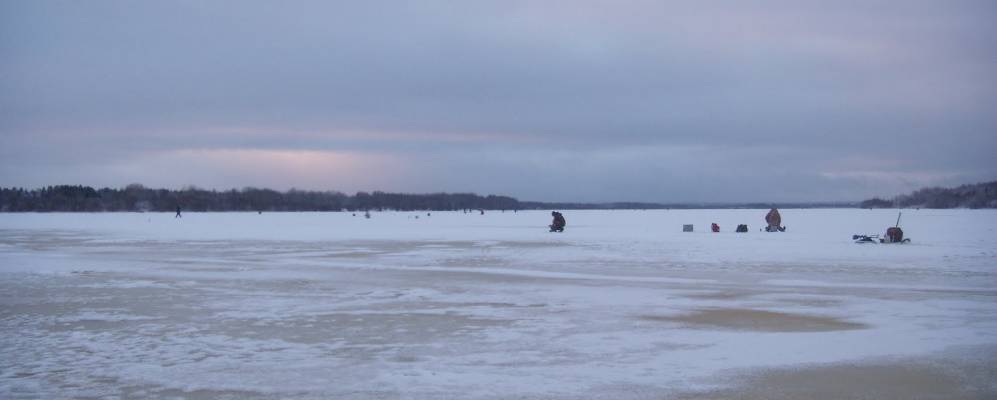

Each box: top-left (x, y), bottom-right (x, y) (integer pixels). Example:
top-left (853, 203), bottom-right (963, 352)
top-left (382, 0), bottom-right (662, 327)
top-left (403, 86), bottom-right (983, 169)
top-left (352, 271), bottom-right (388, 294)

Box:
top-left (882, 227), bottom-right (910, 243)
top-left (852, 211), bottom-right (911, 244)
top-left (881, 211), bottom-right (911, 243)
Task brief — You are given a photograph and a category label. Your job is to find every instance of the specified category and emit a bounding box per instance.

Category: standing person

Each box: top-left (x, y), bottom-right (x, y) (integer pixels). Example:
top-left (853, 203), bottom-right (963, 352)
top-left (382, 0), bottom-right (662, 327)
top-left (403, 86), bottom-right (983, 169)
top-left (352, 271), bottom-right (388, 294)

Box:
top-left (175, 206), bottom-right (182, 218)
top-left (549, 211), bottom-right (566, 232)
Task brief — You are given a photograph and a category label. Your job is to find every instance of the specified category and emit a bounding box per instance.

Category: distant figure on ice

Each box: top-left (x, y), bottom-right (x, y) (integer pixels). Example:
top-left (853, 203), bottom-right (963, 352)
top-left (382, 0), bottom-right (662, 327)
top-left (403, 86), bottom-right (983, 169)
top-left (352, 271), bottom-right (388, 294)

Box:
top-left (764, 208), bottom-right (785, 232)
top-left (549, 211), bottom-right (566, 232)
top-left (711, 223), bottom-right (720, 233)
top-left (175, 206), bottom-right (182, 218)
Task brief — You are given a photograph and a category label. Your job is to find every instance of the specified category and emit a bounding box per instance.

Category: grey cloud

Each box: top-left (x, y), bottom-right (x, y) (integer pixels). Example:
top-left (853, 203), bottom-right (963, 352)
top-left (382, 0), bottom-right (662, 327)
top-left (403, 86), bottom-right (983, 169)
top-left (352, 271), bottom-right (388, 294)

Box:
top-left (1, 1), bottom-right (995, 201)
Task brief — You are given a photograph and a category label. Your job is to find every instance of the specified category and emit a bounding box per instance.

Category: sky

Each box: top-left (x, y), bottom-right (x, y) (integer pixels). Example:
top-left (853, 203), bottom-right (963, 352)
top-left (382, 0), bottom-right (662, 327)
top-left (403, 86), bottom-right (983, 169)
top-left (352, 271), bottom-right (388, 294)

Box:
top-left (1, 1), bottom-right (995, 203)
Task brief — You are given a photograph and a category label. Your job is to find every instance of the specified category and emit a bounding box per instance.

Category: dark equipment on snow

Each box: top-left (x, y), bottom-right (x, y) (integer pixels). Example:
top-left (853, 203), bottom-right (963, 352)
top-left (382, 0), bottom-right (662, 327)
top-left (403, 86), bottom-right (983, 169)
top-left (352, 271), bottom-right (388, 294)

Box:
top-left (683, 224), bottom-right (694, 232)
top-left (736, 224), bottom-right (748, 233)
top-left (549, 211), bottom-right (566, 232)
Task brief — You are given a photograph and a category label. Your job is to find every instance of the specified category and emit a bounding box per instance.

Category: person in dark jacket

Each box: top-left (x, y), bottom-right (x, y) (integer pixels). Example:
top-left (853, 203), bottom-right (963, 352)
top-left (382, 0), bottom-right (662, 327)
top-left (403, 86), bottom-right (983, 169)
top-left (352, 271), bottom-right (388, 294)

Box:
top-left (175, 206), bottom-right (182, 218)
top-left (549, 211), bottom-right (566, 232)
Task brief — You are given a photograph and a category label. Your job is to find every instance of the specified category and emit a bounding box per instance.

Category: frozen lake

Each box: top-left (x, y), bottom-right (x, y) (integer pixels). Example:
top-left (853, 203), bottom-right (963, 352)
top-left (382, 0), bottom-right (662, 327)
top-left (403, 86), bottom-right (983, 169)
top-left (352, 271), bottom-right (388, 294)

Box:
top-left (2, 209), bottom-right (996, 399)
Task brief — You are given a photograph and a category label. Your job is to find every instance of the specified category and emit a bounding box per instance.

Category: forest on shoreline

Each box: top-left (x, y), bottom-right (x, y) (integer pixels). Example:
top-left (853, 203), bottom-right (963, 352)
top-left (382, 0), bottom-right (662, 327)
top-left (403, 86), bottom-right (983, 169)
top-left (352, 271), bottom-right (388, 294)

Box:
top-left (0, 185), bottom-right (517, 212)
top-left (1, 181), bottom-right (994, 212)
top-left (860, 181), bottom-right (996, 209)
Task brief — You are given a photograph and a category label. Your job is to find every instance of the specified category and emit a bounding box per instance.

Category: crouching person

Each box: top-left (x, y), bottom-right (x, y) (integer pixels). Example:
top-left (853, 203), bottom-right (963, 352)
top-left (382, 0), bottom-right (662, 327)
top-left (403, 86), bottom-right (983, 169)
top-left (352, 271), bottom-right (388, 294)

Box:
top-left (549, 211), bottom-right (566, 232)
top-left (764, 208), bottom-right (786, 232)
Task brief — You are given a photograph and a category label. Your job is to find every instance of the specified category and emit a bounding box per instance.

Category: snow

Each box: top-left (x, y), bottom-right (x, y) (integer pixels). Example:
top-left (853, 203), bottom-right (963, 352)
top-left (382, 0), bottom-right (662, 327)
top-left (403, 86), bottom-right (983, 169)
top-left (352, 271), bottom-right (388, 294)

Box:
top-left (1, 209), bottom-right (996, 398)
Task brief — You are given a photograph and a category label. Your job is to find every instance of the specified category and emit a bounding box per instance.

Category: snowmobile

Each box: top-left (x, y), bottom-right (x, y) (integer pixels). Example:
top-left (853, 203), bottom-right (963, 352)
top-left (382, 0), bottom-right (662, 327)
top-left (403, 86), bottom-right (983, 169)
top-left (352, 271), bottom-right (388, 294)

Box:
top-left (852, 234), bottom-right (880, 244)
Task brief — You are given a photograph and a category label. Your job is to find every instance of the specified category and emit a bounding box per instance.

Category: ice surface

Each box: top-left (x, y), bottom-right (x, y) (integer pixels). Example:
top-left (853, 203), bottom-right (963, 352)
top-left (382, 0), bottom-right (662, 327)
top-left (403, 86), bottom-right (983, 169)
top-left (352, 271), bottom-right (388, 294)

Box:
top-left (1, 209), bottom-right (996, 398)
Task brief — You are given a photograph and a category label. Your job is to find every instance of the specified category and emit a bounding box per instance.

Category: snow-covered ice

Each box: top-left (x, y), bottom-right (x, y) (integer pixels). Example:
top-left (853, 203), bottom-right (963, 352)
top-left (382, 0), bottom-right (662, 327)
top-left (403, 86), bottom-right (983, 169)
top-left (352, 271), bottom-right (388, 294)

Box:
top-left (1, 209), bottom-right (996, 398)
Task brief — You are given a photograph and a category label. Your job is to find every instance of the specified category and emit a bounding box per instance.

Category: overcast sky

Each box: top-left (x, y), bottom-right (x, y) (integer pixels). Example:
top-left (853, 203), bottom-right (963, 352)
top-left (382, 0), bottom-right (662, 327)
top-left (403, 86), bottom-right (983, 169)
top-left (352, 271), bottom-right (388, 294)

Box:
top-left (1, 1), bottom-right (994, 202)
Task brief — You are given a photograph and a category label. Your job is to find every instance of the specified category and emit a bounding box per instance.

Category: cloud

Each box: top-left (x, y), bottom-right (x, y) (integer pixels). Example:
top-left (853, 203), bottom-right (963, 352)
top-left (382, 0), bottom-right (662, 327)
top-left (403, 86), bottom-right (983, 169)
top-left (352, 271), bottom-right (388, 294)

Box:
top-left (0, 147), bottom-right (405, 192)
top-left (1, 1), bottom-right (995, 201)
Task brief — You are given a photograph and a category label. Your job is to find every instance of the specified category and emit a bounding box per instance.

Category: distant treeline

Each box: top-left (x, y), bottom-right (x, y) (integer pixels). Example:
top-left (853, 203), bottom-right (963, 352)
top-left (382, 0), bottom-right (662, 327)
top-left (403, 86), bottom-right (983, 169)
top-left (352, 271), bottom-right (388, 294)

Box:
top-left (0, 185), bottom-right (519, 212)
top-left (1, 184), bottom-right (860, 212)
top-left (9, 181), bottom-right (992, 212)
top-left (519, 201), bottom-right (855, 210)
top-left (860, 181), bottom-right (997, 209)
